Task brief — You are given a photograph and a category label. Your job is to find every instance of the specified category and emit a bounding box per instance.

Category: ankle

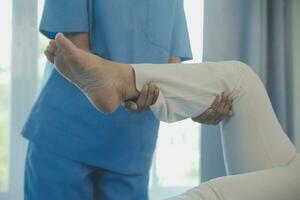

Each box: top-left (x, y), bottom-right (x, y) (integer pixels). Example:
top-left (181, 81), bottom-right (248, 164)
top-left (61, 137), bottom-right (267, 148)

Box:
top-left (119, 64), bottom-right (140, 101)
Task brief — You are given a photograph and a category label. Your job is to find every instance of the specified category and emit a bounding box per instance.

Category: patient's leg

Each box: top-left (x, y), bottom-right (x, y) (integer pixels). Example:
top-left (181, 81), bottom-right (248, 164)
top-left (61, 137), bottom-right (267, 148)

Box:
top-left (167, 155), bottom-right (300, 200)
top-left (53, 33), bottom-right (296, 174)
top-left (132, 51), bottom-right (299, 199)
top-left (133, 61), bottom-right (296, 173)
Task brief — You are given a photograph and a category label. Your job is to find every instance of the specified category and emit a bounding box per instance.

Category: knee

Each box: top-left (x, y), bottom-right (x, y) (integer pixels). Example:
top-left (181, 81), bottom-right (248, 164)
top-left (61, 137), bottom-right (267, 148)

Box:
top-left (219, 60), bottom-right (250, 86)
top-left (232, 61), bottom-right (252, 75)
top-left (220, 61), bottom-right (258, 98)
top-left (234, 61), bottom-right (259, 79)
top-left (230, 60), bottom-right (260, 88)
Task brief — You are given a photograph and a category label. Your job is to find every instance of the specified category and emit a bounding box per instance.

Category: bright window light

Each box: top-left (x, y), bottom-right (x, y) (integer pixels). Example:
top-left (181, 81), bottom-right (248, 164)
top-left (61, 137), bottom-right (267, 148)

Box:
top-left (0, 0), bottom-right (12, 192)
top-left (149, 0), bottom-right (204, 199)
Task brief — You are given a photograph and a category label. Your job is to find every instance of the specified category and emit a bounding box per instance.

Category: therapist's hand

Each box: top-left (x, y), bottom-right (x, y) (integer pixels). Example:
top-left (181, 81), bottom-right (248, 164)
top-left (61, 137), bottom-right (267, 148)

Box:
top-left (124, 82), bottom-right (159, 113)
top-left (167, 56), bottom-right (233, 124)
top-left (192, 92), bottom-right (233, 125)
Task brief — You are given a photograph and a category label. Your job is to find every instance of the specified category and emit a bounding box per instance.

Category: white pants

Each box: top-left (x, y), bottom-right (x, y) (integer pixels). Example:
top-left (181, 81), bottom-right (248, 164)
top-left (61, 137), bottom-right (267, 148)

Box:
top-left (165, 155), bottom-right (300, 200)
top-left (132, 61), bottom-right (298, 200)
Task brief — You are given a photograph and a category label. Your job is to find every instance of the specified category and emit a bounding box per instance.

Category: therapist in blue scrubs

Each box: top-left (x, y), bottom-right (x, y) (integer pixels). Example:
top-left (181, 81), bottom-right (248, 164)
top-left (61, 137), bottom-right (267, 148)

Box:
top-left (22, 0), bottom-right (192, 199)
top-left (22, 0), bottom-right (231, 199)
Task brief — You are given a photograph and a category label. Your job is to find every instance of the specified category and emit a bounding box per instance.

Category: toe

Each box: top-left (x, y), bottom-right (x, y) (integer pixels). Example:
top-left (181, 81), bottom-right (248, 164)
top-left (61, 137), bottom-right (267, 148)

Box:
top-left (55, 33), bottom-right (76, 53)
top-left (48, 40), bottom-right (57, 54)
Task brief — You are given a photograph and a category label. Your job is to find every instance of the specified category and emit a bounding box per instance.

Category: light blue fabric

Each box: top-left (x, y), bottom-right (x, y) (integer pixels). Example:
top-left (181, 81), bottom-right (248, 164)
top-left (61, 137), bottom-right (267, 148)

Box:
top-left (25, 142), bottom-right (149, 200)
top-left (201, 0), bottom-right (294, 182)
top-left (22, 0), bottom-right (192, 177)
top-left (39, 0), bottom-right (89, 35)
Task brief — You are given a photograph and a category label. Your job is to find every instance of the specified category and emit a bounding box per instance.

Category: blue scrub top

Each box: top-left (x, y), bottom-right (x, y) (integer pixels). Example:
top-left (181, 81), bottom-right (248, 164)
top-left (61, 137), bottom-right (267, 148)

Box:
top-left (22, 0), bottom-right (192, 174)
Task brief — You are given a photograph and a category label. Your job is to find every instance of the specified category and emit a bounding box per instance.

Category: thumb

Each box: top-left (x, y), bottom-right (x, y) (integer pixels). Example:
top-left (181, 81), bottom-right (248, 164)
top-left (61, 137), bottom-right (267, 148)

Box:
top-left (125, 101), bottom-right (138, 111)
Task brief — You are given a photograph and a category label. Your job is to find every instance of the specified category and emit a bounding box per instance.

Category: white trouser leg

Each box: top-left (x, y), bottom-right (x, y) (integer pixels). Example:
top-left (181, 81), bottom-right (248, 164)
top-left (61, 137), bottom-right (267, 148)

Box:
top-left (133, 61), bottom-right (296, 173)
top-left (168, 155), bottom-right (300, 200)
top-left (165, 183), bottom-right (219, 200)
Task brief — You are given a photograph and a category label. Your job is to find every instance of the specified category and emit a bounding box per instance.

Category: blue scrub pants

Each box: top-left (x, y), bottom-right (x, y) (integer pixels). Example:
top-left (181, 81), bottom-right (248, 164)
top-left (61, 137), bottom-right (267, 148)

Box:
top-left (24, 142), bottom-right (149, 200)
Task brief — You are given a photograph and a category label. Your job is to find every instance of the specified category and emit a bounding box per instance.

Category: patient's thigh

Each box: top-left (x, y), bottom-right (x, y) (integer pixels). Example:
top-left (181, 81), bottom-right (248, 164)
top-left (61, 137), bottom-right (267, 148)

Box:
top-left (208, 155), bottom-right (300, 200)
top-left (220, 67), bottom-right (296, 175)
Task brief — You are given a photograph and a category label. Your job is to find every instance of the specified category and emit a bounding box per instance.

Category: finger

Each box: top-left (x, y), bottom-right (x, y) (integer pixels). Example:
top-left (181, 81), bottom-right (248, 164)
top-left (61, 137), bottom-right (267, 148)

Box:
top-left (213, 92), bottom-right (229, 122)
top-left (223, 96), bottom-right (233, 116)
top-left (217, 92), bottom-right (228, 115)
top-left (152, 87), bottom-right (159, 105)
top-left (124, 101), bottom-right (138, 112)
top-left (203, 95), bottom-right (220, 121)
top-left (192, 108), bottom-right (214, 124)
top-left (213, 114), bottom-right (230, 125)
top-left (195, 95), bottom-right (220, 123)
top-left (200, 108), bottom-right (215, 122)
top-left (222, 93), bottom-right (233, 117)
top-left (207, 93), bottom-right (226, 123)
top-left (145, 82), bottom-right (156, 106)
top-left (209, 95), bottom-right (221, 110)
top-left (220, 93), bottom-right (234, 120)
top-left (192, 115), bottom-right (203, 123)
top-left (213, 98), bottom-right (233, 124)
top-left (215, 93), bottom-right (230, 120)
top-left (206, 95), bottom-right (222, 122)
top-left (136, 84), bottom-right (149, 109)
top-left (212, 119), bottom-right (222, 125)
top-left (229, 103), bottom-right (234, 116)
top-left (192, 116), bottom-right (202, 123)
top-left (211, 112), bottom-right (226, 124)
top-left (211, 116), bottom-right (226, 125)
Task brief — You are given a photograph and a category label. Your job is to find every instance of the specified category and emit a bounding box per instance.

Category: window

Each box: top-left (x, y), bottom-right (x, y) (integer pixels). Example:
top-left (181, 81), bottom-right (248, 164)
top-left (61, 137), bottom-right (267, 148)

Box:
top-left (0, 0), bottom-right (39, 199)
top-left (149, 0), bottom-right (204, 199)
top-left (38, 0), bottom-right (48, 82)
top-left (0, 0), bottom-right (12, 193)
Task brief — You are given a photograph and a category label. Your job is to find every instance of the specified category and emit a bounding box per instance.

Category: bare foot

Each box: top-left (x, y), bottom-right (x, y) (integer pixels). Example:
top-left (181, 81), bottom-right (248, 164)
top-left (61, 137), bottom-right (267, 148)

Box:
top-left (53, 33), bottom-right (138, 113)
